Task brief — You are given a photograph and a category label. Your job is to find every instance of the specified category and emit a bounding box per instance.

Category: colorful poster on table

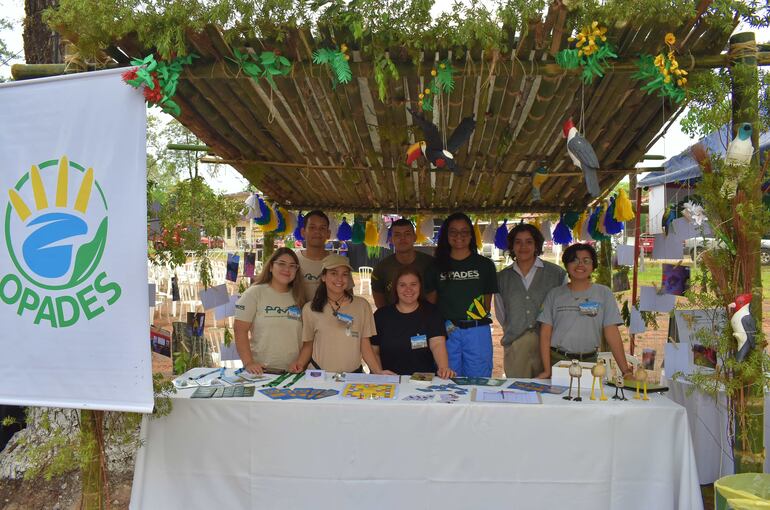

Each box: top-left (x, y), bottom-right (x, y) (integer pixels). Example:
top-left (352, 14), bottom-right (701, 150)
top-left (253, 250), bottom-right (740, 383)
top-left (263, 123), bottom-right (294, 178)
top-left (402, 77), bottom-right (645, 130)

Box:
top-left (0, 69), bottom-right (153, 412)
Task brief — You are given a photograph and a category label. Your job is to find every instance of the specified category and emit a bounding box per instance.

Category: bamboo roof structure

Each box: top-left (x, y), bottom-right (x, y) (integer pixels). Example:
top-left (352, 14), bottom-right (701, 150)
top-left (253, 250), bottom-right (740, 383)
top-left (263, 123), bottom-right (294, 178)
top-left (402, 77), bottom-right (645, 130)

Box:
top-left (22, 3), bottom-right (741, 214)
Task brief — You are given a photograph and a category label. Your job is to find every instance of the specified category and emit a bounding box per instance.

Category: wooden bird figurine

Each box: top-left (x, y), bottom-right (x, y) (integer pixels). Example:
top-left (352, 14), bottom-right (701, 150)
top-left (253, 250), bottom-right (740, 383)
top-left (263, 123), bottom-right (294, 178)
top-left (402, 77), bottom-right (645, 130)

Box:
top-left (406, 108), bottom-right (476, 173)
top-left (612, 372), bottom-right (627, 401)
top-left (633, 365), bottom-right (649, 401)
top-left (563, 360), bottom-right (584, 402)
top-left (590, 359), bottom-right (608, 401)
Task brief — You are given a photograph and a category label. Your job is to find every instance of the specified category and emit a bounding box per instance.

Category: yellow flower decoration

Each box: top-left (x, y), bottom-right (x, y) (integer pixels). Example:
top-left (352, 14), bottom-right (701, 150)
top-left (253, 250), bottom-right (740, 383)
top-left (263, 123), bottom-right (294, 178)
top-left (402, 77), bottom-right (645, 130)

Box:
top-left (418, 93), bottom-right (424, 99)
top-left (439, 63), bottom-right (446, 69)
top-left (424, 88), bottom-right (431, 95)
top-left (340, 43), bottom-right (348, 52)
top-left (343, 54), bottom-right (350, 61)
top-left (431, 69), bottom-right (437, 76)
top-left (665, 33), bottom-right (676, 46)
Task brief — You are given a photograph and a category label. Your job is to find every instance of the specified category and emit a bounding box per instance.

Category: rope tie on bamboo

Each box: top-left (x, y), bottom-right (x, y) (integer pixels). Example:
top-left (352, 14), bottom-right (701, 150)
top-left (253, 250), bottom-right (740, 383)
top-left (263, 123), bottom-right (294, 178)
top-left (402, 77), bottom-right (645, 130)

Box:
top-left (729, 40), bottom-right (758, 63)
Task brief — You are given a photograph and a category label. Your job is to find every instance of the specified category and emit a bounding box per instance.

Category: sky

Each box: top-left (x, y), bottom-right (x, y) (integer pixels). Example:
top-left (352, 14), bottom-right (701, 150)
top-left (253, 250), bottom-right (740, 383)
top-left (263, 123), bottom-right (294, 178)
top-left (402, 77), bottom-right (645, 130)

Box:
top-left (0, 0), bottom-right (767, 193)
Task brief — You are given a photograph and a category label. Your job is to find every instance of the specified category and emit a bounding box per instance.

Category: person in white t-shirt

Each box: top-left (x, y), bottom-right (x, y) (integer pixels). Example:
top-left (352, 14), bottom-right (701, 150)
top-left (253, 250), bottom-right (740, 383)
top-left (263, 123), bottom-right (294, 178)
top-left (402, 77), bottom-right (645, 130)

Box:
top-left (295, 210), bottom-right (353, 301)
top-left (234, 248), bottom-right (306, 374)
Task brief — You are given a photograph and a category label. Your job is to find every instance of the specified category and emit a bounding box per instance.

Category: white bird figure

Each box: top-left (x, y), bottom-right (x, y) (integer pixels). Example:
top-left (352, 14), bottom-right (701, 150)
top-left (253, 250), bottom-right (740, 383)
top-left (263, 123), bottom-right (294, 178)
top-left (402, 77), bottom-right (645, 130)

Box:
top-left (563, 118), bottom-right (600, 197)
top-left (722, 123), bottom-right (754, 198)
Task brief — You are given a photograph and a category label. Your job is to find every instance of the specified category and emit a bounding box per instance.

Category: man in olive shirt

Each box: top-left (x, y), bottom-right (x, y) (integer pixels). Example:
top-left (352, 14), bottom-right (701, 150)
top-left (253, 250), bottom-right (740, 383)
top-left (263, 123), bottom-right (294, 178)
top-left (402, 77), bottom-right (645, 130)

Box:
top-left (371, 218), bottom-right (437, 308)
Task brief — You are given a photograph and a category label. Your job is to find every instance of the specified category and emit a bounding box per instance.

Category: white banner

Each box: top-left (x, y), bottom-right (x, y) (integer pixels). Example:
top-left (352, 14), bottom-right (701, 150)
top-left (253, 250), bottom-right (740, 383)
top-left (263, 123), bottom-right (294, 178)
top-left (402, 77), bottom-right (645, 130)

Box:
top-left (0, 68), bottom-right (153, 412)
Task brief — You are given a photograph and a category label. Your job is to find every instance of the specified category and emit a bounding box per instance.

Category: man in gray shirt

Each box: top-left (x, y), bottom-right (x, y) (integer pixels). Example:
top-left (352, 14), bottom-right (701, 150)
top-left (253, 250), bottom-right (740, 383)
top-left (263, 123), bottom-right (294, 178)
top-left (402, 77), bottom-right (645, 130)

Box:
top-left (495, 223), bottom-right (566, 378)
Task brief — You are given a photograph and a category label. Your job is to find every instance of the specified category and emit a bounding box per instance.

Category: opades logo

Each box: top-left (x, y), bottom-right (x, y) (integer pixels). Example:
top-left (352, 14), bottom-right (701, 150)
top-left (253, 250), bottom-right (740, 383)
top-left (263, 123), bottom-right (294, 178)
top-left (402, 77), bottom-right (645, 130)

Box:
top-left (2, 156), bottom-right (121, 327)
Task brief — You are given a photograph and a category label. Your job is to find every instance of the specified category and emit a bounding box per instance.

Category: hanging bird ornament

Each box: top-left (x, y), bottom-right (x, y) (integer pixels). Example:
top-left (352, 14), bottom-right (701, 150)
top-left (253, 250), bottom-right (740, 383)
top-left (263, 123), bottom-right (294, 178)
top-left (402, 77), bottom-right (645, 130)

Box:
top-left (729, 293), bottom-right (757, 362)
top-left (406, 108), bottom-right (475, 173)
top-left (563, 118), bottom-right (600, 197)
top-left (531, 166), bottom-right (549, 201)
top-left (722, 122), bottom-right (754, 198)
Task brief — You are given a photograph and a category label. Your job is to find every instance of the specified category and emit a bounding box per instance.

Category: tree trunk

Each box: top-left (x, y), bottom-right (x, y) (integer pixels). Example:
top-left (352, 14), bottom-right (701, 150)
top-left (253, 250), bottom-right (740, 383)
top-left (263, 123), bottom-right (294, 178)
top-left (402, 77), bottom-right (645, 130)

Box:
top-left (729, 31), bottom-right (764, 474)
top-left (23, 0), bottom-right (64, 65)
top-left (262, 232), bottom-right (276, 263)
top-left (79, 410), bottom-right (106, 510)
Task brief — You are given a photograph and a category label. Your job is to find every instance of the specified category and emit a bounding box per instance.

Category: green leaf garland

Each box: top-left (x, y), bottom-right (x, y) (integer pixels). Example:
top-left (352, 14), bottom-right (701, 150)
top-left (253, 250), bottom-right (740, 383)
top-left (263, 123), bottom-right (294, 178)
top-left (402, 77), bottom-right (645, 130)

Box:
top-left (228, 48), bottom-right (292, 89)
top-left (122, 53), bottom-right (198, 116)
top-left (555, 22), bottom-right (617, 84)
top-left (419, 59), bottom-right (455, 111)
top-left (632, 55), bottom-right (687, 103)
top-left (312, 46), bottom-right (352, 87)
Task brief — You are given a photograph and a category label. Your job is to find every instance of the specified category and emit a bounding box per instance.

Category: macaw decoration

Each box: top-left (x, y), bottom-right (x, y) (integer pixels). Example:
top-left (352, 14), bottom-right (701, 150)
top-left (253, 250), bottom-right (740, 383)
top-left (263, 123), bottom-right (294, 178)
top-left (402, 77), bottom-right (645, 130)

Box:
top-left (729, 294), bottom-right (757, 362)
top-left (563, 118), bottom-right (600, 197)
top-left (722, 122), bottom-right (754, 198)
top-left (336, 217), bottom-right (352, 241)
top-left (494, 219), bottom-right (508, 250)
top-left (662, 203), bottom-right (677, 235)
top-left (531, 166), bottom-right (549, 201)
top-left (406, 108), bottom-right (476, 173)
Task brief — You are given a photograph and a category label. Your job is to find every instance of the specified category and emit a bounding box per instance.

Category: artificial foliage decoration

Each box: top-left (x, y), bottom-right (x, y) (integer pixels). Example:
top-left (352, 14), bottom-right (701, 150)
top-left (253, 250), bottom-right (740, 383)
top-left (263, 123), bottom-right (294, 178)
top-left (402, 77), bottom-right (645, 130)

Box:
top-left (555, 22), bottom-right (617, 84)
top-left (228, 48), bottom-right (292, 89)
top-left (494, 219), bottom-right (508, 250)
top-left (419, 59), bottom-right (455, 111)
top-left (254, 196), bottom-right (271, 226)
top-left (337, 217), bottom-right (352, 241)
top-left (374, 54), bottom-right (399, 102)
top-left (633, 33), bottom-right (688, 103)
top-left (614, 189), bottom-right (635, 222)
top-left (552, 215), bottom-right (573, 245)
top-left (122, 53), bottom-right (198, 115)
top-left (294, 212), bottom-right (305, 241)
top-left (312, 45), bottom-right (352, 87)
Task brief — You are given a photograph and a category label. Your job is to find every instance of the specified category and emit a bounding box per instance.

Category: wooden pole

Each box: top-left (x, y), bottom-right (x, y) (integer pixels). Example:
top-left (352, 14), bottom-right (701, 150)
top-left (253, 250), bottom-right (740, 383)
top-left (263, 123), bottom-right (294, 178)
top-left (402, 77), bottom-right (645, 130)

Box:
top-left (729, 30), bottom-right (764, 475)
top-left (629, 186), bottom-right (643, 356)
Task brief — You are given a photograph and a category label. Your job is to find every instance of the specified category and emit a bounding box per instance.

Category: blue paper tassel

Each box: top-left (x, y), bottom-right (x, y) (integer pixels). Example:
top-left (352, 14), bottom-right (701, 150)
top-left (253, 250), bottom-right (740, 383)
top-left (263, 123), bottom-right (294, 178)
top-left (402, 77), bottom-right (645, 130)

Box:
top-left (604, 197), bottom-right (624, 235)
top-left (494, 219), bottom-right (508, 250)
top-left (294, 212), bottom-right (304, 241)
top-left (254, 196), bottom-right (271, 226)
top-left (337, 217), bottom-right (352, 241)
top-left (552, 216), bottom-right (572, 245)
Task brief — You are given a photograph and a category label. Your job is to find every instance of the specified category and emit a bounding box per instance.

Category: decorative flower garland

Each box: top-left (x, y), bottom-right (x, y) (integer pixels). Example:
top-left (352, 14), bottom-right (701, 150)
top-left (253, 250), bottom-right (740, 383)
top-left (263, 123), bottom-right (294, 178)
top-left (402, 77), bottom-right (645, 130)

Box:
top-left (419, 59), bottom-right (455, 111)
top-left (228, 48), bottom-right (292, 89)
top-left (555, 22), bottom-right (617, 84)
top-left (312, 44), bottom-right (352, 86)
top-left (633, 33), bottom-right (688, 103)
top-left (122, 53), bottom-right (198, 116)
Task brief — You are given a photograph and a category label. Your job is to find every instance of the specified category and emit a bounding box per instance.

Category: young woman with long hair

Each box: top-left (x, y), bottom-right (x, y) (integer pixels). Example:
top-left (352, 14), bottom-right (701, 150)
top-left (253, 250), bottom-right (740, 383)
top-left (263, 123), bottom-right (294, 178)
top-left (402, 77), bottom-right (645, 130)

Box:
top-left (233, 247), bottom-right (306, 374)
top-left (429, 212), bottom-right (498, 377)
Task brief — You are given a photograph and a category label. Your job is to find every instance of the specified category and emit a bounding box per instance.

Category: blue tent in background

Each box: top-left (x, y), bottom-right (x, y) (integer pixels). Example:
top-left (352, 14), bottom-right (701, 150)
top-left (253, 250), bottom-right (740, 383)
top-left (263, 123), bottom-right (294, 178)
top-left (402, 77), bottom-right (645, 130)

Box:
top-left (638, 125), bottom-right (770, 188)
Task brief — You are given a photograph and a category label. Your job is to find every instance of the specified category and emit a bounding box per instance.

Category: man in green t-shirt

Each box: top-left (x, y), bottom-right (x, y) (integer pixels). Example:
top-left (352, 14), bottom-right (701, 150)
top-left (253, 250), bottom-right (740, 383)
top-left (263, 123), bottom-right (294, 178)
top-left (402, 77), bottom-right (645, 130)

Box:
top-left (371, 218), bottom-right (437, 308)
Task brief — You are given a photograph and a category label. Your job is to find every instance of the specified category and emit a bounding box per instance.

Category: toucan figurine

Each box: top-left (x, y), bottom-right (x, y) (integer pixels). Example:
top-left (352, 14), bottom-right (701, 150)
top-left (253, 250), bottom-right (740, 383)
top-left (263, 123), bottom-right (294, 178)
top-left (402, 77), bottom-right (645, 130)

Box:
top-left (563, 118), bottom-right (600, 198)
top-left (722, 123), bottom-right (754, 198)
top-left (729, 293), bottom-right (756, 362)
top-left (406, 108), bottom-right (475, 173)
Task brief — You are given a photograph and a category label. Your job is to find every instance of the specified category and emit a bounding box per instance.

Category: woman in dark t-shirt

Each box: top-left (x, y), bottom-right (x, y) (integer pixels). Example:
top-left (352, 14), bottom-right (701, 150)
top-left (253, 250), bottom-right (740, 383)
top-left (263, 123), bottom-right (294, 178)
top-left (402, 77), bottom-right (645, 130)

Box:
top-left (371, 266), bottom-right (455, 378)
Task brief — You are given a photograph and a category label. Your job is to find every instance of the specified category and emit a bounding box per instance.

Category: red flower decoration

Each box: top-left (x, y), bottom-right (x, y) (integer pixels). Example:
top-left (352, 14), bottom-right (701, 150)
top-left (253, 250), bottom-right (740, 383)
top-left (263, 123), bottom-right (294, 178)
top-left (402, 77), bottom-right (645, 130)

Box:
top-left (143, 74), bottom-right (164, 104)
top-left (121, 67), bottom-right (138, 83)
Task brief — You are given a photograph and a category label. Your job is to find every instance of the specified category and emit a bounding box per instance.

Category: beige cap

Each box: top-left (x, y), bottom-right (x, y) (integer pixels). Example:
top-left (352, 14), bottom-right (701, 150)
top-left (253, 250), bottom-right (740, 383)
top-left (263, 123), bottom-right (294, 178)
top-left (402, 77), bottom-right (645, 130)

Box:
top-left (322, 254), bottom-right (353, 271)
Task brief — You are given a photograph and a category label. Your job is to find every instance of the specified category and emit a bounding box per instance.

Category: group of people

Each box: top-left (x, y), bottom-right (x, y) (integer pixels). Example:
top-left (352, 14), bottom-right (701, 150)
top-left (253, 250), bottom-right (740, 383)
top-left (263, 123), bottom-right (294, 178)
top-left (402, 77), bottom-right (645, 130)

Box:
top-left (233, 211), bottom-right (633, 381)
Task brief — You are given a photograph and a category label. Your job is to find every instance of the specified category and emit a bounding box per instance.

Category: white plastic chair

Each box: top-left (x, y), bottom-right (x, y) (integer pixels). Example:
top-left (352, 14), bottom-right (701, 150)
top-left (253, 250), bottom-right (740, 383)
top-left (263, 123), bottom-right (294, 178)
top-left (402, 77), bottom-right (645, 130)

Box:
top-left (358, 266), bottom-right (373, 295)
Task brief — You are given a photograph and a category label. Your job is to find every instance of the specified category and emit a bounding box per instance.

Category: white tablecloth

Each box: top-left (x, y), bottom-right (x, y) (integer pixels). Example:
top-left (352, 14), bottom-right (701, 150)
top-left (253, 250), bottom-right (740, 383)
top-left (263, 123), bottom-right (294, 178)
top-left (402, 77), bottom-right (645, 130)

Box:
top-left (666, 378), bottom-right (770, 484)
top-left (131, 371), bottom-right (702, 510)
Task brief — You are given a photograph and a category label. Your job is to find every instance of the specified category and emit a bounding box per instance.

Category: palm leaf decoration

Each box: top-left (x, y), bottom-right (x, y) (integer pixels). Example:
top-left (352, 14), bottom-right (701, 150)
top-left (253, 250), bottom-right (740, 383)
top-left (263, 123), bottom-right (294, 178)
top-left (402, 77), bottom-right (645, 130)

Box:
top-left (312, 47), bottom-right (352, 86)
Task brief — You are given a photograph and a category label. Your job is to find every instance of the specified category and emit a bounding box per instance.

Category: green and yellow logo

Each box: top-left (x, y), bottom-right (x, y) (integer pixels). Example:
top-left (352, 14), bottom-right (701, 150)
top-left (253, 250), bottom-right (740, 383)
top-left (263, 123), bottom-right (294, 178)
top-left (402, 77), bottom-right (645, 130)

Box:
top-left (2, 156), bottom-right (121, 327)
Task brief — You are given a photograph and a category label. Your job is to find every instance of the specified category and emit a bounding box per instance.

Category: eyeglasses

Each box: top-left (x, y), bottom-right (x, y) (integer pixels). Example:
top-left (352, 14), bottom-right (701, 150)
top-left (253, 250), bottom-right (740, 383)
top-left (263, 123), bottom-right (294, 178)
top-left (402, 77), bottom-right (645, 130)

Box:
top-left (568, 257), bottom-right (594, 266)
top-left (274, 261), bottom-right (299, 271)
top-left (448, 230), bottom-right (472, 238)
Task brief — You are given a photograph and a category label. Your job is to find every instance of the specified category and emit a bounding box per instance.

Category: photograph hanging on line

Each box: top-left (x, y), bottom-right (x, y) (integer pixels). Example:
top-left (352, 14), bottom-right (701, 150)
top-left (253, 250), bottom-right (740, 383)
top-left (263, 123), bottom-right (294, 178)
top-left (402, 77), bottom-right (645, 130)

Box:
top-left (661, 263), bottom-right (691, 296)
top-left (244, 252), bottom-right (256, 277)
top-left (226, 253), bottom-right (240, 282)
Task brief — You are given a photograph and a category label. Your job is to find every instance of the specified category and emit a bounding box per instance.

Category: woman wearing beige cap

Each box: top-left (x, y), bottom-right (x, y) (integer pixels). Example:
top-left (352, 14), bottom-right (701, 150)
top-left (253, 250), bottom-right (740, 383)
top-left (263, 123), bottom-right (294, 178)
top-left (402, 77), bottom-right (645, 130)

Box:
top-left (289, 254), bottom-right (393, 374)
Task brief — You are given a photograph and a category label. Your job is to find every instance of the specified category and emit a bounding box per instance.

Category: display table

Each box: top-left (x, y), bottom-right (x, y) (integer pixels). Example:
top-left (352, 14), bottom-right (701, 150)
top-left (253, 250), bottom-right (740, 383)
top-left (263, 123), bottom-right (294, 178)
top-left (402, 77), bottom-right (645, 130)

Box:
top-left (130, 370), bottom-right (703, 510)
top-left (666, 378), bottom-right (770, 484)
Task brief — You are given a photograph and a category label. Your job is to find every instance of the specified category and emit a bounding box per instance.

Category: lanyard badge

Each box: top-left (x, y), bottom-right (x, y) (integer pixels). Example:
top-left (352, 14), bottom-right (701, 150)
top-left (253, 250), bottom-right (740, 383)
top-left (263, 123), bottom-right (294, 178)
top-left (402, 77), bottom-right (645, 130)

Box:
top-left (335, 311), bottom-right (354, 336)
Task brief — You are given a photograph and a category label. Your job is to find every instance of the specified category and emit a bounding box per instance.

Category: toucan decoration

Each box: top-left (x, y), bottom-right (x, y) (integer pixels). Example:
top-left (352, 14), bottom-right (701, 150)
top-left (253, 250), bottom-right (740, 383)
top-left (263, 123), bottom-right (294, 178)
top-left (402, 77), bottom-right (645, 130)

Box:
top-left (729, 294), bottom-right (756, 362)
top-left (563, 118), bottom-right (600, 197)
top-left (406, 108), bottom-right (475, 173)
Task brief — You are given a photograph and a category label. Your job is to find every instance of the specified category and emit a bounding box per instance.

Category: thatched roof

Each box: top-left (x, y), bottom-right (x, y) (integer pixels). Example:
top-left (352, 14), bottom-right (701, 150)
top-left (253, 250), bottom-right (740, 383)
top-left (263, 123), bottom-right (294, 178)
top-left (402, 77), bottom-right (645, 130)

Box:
top-left (58, 4), bottom-right (737, 213)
